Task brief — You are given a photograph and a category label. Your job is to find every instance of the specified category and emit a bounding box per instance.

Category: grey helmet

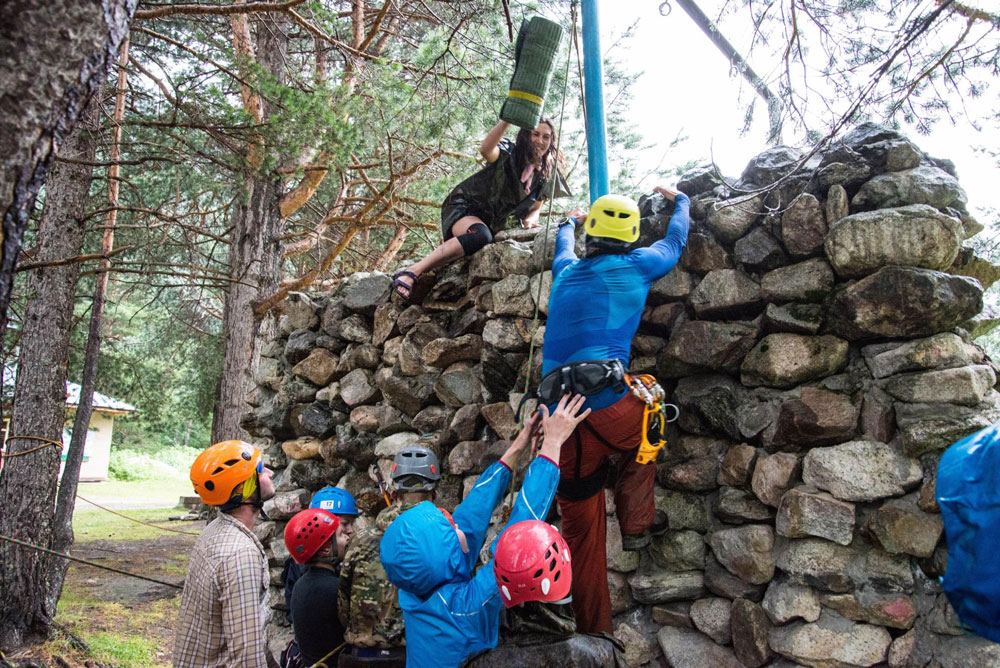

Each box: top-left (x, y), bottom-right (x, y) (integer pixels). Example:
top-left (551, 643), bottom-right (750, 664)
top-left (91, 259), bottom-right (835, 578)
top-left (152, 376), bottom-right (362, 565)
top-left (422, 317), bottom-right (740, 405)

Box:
top-left (391, 445), bottom-right (440, 492)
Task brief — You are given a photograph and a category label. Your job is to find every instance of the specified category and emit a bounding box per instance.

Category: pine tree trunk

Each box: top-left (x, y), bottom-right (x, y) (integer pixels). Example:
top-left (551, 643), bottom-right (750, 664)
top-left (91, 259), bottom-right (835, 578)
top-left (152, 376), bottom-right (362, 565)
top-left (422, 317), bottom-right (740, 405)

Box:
top-left (211, 15), bottom-right (287, 443)
top-left (49, 37), bottom-right (130, 611)
top-left (0, 98), bottom-right (101, 652)
top-left (0, 0), bottom-right (135, 351)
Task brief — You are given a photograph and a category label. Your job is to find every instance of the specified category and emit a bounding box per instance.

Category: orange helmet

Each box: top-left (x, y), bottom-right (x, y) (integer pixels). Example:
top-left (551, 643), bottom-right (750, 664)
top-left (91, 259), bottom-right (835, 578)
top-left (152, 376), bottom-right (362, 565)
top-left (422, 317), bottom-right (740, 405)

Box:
top-left (190, 440), bottom-right (262, 506)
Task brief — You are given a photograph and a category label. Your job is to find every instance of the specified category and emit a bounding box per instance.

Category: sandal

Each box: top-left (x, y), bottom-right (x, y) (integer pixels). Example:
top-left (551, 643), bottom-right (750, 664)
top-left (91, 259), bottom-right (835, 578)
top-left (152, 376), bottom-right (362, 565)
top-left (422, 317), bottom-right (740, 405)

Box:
top-left (391, 270), bottom-right (419, 301)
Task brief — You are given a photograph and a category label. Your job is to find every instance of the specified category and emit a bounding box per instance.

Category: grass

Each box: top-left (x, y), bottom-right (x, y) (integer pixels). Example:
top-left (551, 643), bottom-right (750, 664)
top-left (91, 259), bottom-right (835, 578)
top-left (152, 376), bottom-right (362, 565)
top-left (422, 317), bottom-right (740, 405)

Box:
top-left (73, 506), bottom-right (199, 542)
top-left (41, 576), bottom-right (180, 667)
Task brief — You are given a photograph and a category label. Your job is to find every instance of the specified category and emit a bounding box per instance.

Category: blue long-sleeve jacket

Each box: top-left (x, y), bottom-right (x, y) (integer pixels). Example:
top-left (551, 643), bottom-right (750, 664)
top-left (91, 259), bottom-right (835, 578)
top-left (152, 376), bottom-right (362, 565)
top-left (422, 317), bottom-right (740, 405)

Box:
top-left (379, 457), bottom-right (560, 668)
top-left (542, 194), bottom-right (691, 411)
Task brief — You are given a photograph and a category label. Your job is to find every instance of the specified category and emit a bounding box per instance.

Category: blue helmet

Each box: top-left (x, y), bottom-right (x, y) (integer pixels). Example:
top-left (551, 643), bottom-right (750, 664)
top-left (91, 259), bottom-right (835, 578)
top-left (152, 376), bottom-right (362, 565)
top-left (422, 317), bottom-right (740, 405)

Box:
top-left (309, 486), bottom-right (358, 516)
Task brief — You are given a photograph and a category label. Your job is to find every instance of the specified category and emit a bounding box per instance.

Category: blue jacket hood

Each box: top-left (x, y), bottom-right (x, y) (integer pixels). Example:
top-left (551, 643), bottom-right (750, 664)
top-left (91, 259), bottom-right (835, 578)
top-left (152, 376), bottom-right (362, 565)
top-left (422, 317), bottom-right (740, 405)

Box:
top-left (380, 501), bottom-right (468, 599)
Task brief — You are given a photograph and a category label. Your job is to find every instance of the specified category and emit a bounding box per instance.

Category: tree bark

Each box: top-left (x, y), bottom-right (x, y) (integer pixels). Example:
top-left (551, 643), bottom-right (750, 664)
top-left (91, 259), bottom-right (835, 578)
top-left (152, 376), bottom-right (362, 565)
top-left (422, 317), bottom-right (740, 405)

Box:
top-left (49, 38), bottom-right (130, 611)
top-left (0, 98), bottom-right (101, 652)
top-left (0, 0), bottom-right (135, 350)
top-left (211, 15), bottom-right (287, 443)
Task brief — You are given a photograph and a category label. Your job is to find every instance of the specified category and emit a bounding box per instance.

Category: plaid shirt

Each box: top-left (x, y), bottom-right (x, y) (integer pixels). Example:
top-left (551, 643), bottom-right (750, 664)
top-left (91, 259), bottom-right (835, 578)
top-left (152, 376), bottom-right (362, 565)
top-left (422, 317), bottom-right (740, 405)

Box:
top-left (173, 512), bottom-right (269, 668)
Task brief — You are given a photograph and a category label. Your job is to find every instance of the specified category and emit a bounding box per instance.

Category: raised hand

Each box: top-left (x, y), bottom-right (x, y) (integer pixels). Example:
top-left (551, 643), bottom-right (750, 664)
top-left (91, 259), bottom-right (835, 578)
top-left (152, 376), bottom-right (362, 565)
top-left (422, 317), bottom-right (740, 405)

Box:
top-left (538, 394), bottom-right (591, 462)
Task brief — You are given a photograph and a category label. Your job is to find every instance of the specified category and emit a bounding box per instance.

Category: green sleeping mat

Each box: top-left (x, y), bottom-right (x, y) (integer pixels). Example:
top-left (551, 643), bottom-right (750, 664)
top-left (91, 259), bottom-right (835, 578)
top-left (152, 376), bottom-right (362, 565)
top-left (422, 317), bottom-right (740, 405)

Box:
top-left (500, 16), bottom-right (564, 129)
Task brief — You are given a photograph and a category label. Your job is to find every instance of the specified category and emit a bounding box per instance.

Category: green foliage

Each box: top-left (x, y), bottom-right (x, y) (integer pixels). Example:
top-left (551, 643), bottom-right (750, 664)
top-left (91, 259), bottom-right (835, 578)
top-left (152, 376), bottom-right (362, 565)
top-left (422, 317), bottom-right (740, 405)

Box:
top-left (108, 446), bottom-right (200, 482)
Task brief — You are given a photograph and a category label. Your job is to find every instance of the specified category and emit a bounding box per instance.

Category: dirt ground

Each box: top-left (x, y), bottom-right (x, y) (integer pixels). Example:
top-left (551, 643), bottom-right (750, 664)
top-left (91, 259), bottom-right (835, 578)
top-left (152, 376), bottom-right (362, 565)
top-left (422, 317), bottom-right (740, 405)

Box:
top-left (5, 521), bottom-right (204, 668)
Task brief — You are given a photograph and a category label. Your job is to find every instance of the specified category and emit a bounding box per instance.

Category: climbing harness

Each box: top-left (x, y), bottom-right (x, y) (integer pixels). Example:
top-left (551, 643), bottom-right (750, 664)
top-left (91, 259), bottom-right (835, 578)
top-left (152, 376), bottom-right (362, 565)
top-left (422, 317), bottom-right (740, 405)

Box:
top-left (0, 533), bottom-right (184, 589)
top-left (625, 374), bottom-right (679, 465)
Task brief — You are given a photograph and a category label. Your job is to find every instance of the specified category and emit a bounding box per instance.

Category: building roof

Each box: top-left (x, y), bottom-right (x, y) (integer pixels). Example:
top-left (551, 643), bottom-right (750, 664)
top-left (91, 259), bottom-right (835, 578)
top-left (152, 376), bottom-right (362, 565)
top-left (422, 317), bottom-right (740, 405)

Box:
top-left (65, 381), bottom-right (137, 414)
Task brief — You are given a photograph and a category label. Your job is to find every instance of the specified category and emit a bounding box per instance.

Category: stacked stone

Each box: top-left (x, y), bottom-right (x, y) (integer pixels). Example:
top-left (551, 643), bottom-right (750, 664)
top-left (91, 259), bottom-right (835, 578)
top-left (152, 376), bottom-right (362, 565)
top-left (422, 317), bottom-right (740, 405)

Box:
top-left (247, 123), bottom-right (1000, 667)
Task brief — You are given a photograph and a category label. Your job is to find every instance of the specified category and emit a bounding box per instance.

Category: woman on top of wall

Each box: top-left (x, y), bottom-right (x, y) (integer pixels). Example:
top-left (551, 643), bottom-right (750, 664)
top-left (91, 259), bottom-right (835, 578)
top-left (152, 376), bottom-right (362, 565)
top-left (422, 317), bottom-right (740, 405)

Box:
top-left (392, 117), bottom-right (567, 299)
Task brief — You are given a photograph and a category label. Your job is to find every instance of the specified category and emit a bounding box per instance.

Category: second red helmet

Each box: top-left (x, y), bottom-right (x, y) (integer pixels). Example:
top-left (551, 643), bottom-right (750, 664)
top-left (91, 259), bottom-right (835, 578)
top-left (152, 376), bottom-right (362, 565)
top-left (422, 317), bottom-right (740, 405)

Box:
top-left (493, 520), bottom-right (572, 608)
top-left (284, 509), bottom-right (340, 565)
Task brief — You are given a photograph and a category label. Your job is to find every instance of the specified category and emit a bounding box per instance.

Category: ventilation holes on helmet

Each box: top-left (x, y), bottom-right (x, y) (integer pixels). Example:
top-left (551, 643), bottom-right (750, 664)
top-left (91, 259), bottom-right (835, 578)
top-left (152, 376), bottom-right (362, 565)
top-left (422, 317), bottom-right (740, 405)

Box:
top-left (618, 212), bottom-right (631, 218)
top-left (224, 459), bottom-right (239, 466)
top-left (549, 558), bottom-right (557, 571)
top-left (212, 467), bottom-right (224, 475)
top-left (554, 571), bottom-right (561, 581)
top-left (533, 569), bottom-right (544, 578)
top-left (544, 548), bottom-right (552, 560)
top-left (589, 218), bottom-right (596, 228)
top-left (500, 574), bottom-right (510, 583)
top-left (204, 480), bottom-right (215, 491)
top-left (632, 226), bottom-right (637, 236)
top-left (603, 209), bottom-right (615, 217)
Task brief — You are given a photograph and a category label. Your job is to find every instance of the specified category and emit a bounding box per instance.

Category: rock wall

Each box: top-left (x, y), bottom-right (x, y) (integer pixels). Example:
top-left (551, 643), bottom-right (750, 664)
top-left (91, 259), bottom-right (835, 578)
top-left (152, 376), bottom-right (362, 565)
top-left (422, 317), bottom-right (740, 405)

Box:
top-left (246, 123), bottom-right (1000, 667)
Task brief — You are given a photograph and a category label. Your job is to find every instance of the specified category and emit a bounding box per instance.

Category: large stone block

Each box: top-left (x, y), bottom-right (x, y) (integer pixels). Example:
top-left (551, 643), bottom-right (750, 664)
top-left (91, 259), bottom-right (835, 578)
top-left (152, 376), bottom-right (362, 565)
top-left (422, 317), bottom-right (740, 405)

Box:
top-left (864, 493), bottom-right (943, 558)
top-left (895, 393), bottom-right (1000, 457)
top-left (421, 334), bottom-right (484, 369)
top-left (657, 627), bottom-right (743, 668)
top-left (342, 272), bottom-right (392, 315)
top-left (680, 231), bottom-right (734, 274)
top-left (718, 443), bottom-right (758, 487)
top-left (292, 348), bottom-right (339, 387)
top-left (883, 364), bottom-right (995, 407)
top-left (852, 163), bottom-right (967, 210)
top-left (751, 453), bottom-right (801, 508)
top-left (706, 194), bottom-right (765, 243)
top-left (802, 441), bottom-right (921, 502)
top-left (689, 269), bottom-right (763, 320)
top-left (825, 204), bottom-right (963, 278)
top-left (716, 487), bottom-right (774, 524)
top-left (650, 530), bottom-right (706, 571)
top-left (780, 193), bottom-right (827, 258)
top-left (762, 579), bottom-right (821, 625)
top-left (491, 274), bottom-right (534, 318)
top-left (735, 227), bottom-right (790, 272)
top-left (863, 332), bottom-right (984, 379)
top-left (731, 598), bottom-right (773, 668)
top-left (690, 597), bottom-right (732, 645)
top-left (658, 320), bottom-right (760, 377)
top-left (774, 537), bottom-right (855, 592)
top-left (760, 258), bottom-right (835, 304)
top-left (709, 524), bottom-right (775, 584)
top-left (741, 334), bottom-right (849, 389)
top-left (762, 387), bottom-right (860, 450)
top-left (768, 611), bottom-right (891, 668)
top-left (776, 486), bottom-right (856, 546)
top-left (627, 561), bottom-right (705, 604)
top-left (825, 266), bottom-right (983, 341)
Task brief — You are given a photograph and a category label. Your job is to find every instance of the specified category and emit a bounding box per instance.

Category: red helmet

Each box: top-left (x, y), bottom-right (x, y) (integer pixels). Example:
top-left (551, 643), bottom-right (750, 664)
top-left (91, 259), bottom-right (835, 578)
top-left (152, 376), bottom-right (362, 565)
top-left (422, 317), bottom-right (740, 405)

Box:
top-left (284, 509), bottom-right (340, 565)
top-left (493, 520), bottom-right (572, 608)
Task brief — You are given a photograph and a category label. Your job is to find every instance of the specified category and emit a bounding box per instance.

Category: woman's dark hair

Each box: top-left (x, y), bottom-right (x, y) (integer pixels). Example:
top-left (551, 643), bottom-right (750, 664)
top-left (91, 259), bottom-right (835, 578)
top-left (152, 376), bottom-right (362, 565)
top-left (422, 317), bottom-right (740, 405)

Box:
top-left (514, 118), bottom-right (565, 181)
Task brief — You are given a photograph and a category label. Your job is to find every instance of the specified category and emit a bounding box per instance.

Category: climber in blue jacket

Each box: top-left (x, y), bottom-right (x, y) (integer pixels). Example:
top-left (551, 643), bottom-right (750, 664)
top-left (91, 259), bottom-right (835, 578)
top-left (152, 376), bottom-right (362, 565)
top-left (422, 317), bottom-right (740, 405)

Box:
top-left (541, 186), bottom-right (690, 633)
top-left (379, 394), bottom-right (590, 668)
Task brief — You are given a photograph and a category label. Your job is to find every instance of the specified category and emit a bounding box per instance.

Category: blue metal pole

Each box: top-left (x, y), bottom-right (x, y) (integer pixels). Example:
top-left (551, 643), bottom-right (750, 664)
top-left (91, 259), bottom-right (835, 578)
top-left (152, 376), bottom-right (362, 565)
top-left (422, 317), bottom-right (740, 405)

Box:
top-left (581, 0), bottom-right (609, 202)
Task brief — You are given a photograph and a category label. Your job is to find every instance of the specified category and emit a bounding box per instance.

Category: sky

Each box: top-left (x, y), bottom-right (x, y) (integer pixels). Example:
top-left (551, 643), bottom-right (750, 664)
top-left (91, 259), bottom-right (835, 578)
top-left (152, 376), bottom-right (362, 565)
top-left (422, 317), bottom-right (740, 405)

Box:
top-left (591, 0), bottom-right (998, 220)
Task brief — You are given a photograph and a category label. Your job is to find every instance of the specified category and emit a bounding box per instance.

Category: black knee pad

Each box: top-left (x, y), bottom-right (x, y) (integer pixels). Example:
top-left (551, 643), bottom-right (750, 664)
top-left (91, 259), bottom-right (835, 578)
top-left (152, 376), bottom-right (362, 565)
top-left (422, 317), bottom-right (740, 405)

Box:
top-left (457, 223), bottom-right (493, 256)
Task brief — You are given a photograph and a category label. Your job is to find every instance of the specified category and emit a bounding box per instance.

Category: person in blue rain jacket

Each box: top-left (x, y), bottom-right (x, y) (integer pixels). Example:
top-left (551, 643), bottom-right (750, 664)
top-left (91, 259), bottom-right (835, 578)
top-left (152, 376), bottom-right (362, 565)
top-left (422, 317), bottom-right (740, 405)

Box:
top-left (379, 395), bottom-right (590, 668)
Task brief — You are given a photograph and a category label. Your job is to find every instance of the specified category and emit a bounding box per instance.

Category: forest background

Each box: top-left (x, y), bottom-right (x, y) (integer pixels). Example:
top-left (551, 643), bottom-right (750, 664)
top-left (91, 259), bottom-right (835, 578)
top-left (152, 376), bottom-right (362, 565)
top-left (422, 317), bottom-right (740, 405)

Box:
top-left (0, 0), bottom-right (997, 653)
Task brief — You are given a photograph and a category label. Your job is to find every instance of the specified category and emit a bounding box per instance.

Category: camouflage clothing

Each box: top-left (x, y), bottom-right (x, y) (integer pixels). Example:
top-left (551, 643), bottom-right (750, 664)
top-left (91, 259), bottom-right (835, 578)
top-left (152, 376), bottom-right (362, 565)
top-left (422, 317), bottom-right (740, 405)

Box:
top-left (338, 500), bottom-right (419, 648)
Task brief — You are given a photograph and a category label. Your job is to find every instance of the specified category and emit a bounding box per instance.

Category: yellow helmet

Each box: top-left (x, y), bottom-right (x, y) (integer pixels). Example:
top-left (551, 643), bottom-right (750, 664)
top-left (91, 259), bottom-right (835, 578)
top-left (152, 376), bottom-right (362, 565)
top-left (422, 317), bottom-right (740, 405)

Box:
top-left (585, 194), bottom-right (641, 244)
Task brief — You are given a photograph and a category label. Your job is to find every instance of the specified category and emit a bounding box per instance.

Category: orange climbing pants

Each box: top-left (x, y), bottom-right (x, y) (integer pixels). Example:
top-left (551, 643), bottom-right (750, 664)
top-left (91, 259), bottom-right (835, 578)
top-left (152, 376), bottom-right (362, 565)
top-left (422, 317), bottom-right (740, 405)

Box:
top-left (556, 393), bottom-right (657, 634)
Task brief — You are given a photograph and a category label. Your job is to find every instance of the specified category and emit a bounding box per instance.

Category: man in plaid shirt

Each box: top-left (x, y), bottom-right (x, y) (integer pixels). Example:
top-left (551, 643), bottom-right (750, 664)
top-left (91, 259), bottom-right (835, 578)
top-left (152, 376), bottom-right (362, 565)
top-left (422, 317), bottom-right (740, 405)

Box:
top-left (174, 440), bottom-right (277, 668)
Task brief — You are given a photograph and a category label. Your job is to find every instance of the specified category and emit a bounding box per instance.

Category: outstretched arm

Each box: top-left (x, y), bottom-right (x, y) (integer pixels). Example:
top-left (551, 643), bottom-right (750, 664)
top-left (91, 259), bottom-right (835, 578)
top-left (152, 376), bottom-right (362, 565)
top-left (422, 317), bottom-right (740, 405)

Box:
top-left (552, 207), bottom-right (587, 277)
top-left (633, 187), bottom-right (690, 281)
top-left (479, 120), bottom-right (511, 163)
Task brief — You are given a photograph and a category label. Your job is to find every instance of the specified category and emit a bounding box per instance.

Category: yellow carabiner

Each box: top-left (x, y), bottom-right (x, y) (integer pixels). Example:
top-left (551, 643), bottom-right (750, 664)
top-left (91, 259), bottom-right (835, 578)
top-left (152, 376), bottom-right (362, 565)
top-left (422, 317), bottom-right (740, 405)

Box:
top-left (636, 402), bottom-right (667, 465)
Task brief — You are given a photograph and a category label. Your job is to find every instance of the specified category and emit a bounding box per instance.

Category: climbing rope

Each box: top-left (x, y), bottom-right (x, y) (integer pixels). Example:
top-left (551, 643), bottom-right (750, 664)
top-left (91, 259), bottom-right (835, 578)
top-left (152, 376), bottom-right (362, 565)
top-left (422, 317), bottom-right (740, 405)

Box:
top-left (76, 495), bottom-right (201, 535)
top-left (519, 0), bottom-right (579, 414)
top-left (0, 533), bottom-right (185, 590)
top-left (0, 435), bottom-right (64, 458)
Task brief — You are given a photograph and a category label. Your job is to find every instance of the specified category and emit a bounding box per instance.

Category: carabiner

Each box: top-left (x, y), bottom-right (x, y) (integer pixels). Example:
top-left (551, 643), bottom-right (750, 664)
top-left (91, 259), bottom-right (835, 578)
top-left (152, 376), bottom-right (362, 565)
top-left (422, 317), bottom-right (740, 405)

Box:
top-left (659, 0), bottom-right (673, 16)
